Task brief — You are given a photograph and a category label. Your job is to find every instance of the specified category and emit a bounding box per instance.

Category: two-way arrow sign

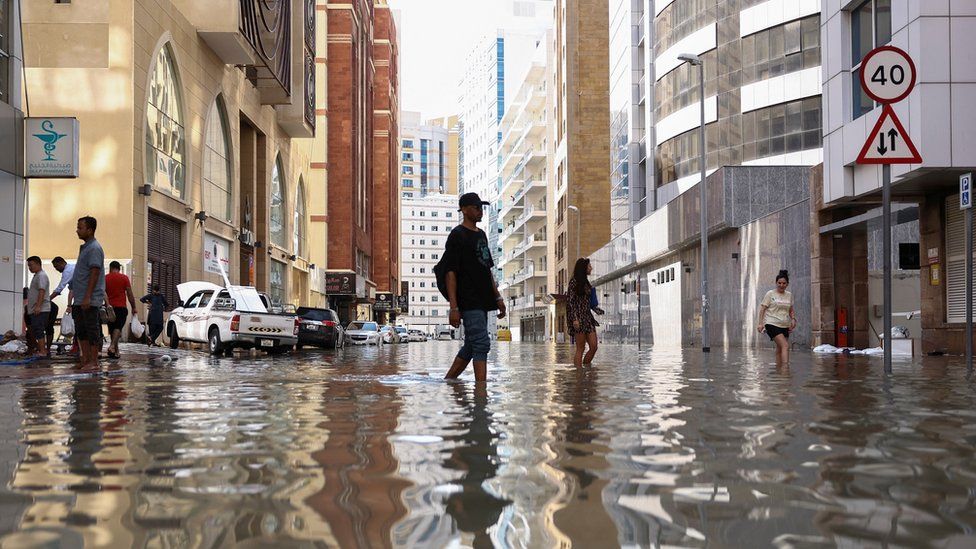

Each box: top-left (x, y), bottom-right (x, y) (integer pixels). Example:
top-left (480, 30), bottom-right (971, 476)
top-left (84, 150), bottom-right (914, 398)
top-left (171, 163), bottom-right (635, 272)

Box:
top-left (855, 104), bottom-right (922, 164)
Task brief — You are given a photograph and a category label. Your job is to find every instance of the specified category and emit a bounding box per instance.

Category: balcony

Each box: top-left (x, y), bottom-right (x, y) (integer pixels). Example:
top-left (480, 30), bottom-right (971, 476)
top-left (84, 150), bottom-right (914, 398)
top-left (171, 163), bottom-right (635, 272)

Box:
top-left (176, 0), bottom-right (315, 132)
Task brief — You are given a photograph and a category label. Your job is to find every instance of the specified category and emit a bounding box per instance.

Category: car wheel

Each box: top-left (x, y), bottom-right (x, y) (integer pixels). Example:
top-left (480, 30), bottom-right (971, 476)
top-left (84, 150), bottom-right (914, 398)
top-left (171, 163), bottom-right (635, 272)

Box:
top-left (168, 323), bottom-right (180, 349)
top-left (208, 327), bottom-right (223, 355)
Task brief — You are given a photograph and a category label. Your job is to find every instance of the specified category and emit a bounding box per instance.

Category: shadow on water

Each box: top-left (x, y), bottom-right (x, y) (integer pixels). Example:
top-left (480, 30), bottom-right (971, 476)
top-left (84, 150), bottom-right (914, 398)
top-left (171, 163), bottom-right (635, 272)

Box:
top-left (2, 343), bottom-right (976, 547)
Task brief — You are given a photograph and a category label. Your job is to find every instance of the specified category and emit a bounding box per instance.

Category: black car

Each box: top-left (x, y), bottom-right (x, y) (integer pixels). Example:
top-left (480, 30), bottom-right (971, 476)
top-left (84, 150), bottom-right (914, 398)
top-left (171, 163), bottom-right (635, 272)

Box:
top-left (295, 307), bottom-right (344, 349)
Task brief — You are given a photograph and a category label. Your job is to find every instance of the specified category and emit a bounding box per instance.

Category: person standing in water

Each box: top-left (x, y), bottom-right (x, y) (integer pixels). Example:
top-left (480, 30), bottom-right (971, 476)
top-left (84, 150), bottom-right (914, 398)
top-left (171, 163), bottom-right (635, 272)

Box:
top-left (567, 257), bottom-right (599, 366)
top-left (757, 270), bottom-right (796, 365)
top-left (442, 192), bottom-right (507, 383)
top-left (140, 285), bottom-right (169, 346)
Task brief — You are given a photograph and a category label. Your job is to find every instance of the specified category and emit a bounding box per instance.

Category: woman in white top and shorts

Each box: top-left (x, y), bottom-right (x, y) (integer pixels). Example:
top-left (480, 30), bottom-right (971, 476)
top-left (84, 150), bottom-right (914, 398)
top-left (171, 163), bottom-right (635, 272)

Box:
top-left (757, 270), bottom-right (796, 365)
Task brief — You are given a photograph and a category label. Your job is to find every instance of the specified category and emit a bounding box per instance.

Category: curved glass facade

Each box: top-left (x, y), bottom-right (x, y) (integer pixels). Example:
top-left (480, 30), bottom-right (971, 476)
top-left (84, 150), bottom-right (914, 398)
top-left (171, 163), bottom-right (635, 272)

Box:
top-left (653, 2), bottom-right (822, 190)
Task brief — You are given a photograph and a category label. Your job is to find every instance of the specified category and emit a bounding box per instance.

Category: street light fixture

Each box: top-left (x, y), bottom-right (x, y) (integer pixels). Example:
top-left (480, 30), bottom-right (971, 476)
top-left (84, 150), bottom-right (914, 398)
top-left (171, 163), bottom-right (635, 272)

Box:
top-left (678, 52), bottom-right (710, 353)
top-left (567, 205), bottom-right (581, 261)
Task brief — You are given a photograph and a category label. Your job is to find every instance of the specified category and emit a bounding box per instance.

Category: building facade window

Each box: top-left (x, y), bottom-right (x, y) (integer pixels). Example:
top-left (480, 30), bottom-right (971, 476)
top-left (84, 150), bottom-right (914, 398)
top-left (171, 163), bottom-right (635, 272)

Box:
top-left (203, 96), bottom-right (232, 222)
top-left (270, 156), bottom-right (287, 249)
top-left (403, 139), bottom-right (414, 149)
top-left (851, 0), bottom-right (892, 119)
top-left (294, 178), bottom-right (307, 257)
top-left (145, 43), bottom-right (187, 199)
top-left (269, 260), bottom-right (285, 305)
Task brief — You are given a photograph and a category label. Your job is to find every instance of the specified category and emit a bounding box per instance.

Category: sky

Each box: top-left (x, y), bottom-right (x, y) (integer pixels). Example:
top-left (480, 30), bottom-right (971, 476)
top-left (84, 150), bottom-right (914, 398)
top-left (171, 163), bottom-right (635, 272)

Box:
top-left (388, 0), bottom-right (509, 119)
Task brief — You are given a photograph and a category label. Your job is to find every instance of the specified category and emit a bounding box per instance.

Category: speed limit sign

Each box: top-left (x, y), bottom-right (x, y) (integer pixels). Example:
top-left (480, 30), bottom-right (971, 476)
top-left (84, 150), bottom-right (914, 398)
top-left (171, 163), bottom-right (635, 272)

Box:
top-left (859, 45), bottom-right (917, 104)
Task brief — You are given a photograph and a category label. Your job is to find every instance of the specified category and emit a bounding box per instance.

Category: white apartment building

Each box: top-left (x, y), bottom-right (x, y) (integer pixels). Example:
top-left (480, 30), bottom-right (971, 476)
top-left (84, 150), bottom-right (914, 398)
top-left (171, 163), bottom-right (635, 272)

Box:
top-left (399, 194), bottom-right (458, 333)
top-left (400, 111), bottom-right (453, 199)
top-left (498, 41), bottom-right (551, 342)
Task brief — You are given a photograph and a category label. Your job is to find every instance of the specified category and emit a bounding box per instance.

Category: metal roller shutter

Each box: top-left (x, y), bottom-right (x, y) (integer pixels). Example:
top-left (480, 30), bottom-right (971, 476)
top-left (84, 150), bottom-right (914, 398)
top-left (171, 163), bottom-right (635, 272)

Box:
top-left (945, 195), bottom-right (972, 323)
top-left (147, 211), bottom-right (183, 309)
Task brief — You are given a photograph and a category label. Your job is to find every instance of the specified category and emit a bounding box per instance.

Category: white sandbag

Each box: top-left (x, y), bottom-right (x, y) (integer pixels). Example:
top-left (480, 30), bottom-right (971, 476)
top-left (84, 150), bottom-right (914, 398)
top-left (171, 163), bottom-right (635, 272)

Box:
top-left (60, 312), bottom-right (75, 337)
top-left (1, 340), bottom-right (27, 354)
top-left (130, 316), bottom-right (145, 338)
top-left (812, 344), bottom-right (839, 354)
top-left (863, 347), bottom-right (885, 355)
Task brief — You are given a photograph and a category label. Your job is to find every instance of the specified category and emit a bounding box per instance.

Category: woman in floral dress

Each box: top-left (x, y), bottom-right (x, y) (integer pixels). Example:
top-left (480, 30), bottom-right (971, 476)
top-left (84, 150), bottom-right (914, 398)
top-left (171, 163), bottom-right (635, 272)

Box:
top-left (567, 257), bottom-right (599, 366)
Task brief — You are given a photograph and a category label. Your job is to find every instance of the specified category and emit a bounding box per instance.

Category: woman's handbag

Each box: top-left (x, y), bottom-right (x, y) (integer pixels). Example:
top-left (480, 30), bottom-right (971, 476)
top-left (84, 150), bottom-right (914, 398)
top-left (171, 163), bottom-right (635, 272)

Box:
top-left (589, 287), bottom-right (605, 315)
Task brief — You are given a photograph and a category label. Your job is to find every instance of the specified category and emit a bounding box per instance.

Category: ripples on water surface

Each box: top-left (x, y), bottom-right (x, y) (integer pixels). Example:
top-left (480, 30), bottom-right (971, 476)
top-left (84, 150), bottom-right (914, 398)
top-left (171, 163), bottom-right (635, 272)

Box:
top-left (1, 343), bottom-right (976, 547)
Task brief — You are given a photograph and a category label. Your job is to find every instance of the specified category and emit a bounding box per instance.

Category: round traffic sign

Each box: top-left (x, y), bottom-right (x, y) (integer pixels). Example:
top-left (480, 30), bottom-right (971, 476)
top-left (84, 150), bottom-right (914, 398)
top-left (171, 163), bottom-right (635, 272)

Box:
top-left (859, 45), bottom-right (917, 104)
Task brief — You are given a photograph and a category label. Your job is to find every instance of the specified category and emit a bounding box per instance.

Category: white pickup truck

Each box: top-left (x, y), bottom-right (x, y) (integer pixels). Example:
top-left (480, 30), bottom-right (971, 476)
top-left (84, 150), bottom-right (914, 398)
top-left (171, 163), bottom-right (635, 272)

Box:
top-left (166, 282), bottom-right (299, 355)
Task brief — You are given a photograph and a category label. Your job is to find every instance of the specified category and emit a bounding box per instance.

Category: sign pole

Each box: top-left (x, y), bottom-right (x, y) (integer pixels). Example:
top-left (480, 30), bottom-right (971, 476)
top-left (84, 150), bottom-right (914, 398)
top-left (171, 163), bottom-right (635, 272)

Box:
top-left (883, 164), bottom-right (892, 374)
top-left (967, 204), bottom-right (973, 372)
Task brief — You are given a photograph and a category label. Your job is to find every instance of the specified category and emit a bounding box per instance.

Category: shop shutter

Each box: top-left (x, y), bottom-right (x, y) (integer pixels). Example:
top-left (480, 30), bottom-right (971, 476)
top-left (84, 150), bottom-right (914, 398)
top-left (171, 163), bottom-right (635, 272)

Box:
top-left (945, 195), bottom-right (972, 323)
top-left (147, 211), bottom-right (183, 309)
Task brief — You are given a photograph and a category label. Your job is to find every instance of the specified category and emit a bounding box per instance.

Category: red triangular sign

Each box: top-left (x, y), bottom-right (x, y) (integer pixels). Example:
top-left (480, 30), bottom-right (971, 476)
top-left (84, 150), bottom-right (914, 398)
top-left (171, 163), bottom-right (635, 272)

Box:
top-left (856, 105), bottom-right (922, 164)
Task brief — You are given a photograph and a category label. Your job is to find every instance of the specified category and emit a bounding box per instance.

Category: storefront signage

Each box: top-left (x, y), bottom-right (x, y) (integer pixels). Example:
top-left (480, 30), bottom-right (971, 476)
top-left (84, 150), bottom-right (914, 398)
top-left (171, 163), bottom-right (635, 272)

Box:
top-left (396, 294), bottom-right (408, 313)
top-left (326, 272), bottom-right (357, 295)
top-left (239, 195), bottom-right (256, 246)
top-left (204, 233), bottom-right (232, 275)
top-left (374, 292), bottom-right (393, 311)
top-left (26, 117), bottom-right (80, 178)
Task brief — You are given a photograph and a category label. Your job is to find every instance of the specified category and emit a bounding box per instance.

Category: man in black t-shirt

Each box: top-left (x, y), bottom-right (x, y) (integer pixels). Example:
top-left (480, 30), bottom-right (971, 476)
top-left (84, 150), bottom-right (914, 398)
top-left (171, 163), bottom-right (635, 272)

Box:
top-left (443, 193), bottom-right (507, 383)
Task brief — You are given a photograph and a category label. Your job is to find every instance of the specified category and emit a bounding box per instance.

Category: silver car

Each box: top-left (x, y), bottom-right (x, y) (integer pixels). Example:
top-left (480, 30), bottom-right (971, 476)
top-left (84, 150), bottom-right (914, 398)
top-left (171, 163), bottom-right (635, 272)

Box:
top-left (345, 321), bottom-right (382, 345)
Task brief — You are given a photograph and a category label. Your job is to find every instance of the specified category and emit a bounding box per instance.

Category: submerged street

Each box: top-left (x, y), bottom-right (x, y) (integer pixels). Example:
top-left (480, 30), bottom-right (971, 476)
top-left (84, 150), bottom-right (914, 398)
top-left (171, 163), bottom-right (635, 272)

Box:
top-left (0, 343), bottom-right (975, 547)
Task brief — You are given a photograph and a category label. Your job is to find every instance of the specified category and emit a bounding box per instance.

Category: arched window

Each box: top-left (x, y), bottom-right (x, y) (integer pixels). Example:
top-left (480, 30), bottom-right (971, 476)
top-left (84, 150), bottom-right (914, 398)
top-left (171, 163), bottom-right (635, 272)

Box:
top-left (270, 157), bottom-right (286, 248)
top-left (203, 96), bottom-right (232, 222)
top-left (294, 178), bottom-right (307, 257)
top-left (145, 43), bottom-right (186, 199)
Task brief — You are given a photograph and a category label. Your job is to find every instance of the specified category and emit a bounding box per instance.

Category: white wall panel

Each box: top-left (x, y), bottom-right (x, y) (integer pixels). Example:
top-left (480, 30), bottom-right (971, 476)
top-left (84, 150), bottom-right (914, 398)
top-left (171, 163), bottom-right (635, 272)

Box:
top-left (950, 17), bottom-right (976, 81)
top-left (739, 0), bottom-right (819, 37)
top-left (951, 84), bottom-right (976, 165)
top-left (655, 95), bottom-right (718, 145)
top-left (740, 67), bottom-right (822, 113)
top-left (655, 23), bottom-right (716, 81)
top-left (741, 148), bottom-right (823, 166)
top-left (654, 0), bottom-right (675, 17)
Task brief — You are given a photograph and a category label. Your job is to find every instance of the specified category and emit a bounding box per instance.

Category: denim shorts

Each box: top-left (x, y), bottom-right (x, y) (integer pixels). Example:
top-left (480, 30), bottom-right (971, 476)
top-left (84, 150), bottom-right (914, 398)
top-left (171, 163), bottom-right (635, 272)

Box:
top-left (72, 305), bottom-right (104, 345)
top-left (457, 309), bottom-right (491, 362)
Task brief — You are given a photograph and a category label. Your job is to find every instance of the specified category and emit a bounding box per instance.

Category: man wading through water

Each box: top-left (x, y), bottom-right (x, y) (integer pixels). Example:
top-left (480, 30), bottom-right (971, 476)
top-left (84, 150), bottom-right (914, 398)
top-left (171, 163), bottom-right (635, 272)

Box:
top-left (440, 193), bottom-right (507, 383)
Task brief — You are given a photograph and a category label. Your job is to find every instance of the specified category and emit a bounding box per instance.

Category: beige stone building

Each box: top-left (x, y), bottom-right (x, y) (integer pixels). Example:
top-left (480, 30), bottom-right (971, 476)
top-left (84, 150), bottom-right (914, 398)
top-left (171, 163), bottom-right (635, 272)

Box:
top-left (23, 0), bottom-right (326, 317)
top-left (548, 0), bottom-right (611, 339)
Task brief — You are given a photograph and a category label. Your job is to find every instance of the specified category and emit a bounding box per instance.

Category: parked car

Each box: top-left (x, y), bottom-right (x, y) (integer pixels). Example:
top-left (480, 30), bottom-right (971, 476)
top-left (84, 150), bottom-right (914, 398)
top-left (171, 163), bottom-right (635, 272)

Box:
top-left (394, 326), bottom-right (410, 343)
top-left (407, 329), bottom-right (427, 342)
top-left (380, 325), bottom-right (403, 344)
top-left (295, 307), bottom-right (344, 349)
top-left (436, 325), bottom-right (454, 340)
top-left (345, 321), bottom-right (382, 345)
top-left (167, 281), bottom-right (298, 356)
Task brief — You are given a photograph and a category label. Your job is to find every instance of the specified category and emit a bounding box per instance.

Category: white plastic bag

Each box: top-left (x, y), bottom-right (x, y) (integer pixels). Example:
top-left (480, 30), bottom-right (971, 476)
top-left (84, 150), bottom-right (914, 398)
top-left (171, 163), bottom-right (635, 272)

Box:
top-left (60, 312), bottom-right (75, 337)
top-left (130, 315), bottom-right (145, 339)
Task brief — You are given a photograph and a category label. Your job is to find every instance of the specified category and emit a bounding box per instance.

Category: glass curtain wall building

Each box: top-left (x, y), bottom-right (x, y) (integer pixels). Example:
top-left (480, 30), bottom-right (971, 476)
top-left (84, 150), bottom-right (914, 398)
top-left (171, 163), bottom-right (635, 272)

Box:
top-left (653, 0), bottom-right (822, 204)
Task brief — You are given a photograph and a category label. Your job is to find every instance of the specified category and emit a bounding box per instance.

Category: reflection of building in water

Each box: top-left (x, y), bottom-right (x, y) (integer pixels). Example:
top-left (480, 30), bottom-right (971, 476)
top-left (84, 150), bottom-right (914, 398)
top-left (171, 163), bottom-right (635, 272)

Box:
top-left (305, 373), bottom-right (408, 548)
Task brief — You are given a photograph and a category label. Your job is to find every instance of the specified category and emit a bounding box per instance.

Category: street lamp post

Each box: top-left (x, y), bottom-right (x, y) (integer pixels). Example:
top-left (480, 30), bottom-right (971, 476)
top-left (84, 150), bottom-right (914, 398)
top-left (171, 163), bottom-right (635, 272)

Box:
top-left (568, 205), bottom-right (581, 261)
top-left (678, 53), bottom-right (709, 353)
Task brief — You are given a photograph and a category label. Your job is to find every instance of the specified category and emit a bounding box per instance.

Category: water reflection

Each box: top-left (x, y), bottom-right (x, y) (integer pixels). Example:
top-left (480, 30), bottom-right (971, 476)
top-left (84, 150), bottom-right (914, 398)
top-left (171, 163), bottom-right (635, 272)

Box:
top-left (1, 345), bottom-right (976, 547)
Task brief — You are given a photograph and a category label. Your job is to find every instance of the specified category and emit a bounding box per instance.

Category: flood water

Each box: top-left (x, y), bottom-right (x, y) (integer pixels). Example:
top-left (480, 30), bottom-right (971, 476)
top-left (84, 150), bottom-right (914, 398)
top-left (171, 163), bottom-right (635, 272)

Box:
top-left (2, 342), bottom-right (976, 547)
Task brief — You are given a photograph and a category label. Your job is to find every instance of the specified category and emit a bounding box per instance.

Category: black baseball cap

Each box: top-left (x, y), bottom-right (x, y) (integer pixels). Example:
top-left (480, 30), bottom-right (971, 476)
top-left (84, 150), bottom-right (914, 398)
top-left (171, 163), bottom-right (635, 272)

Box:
top-left (458, 192), bottom-right (491, 210)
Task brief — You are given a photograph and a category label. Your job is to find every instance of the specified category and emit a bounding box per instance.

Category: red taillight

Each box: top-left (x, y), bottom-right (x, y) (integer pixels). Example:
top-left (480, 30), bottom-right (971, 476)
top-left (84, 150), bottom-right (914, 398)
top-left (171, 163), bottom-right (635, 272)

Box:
top-left (294, 318), bottom-right (300, 336)
top-left (323, 320), bottom-right (337, 327)
top-left (231, 314), bottom-right (240, 332)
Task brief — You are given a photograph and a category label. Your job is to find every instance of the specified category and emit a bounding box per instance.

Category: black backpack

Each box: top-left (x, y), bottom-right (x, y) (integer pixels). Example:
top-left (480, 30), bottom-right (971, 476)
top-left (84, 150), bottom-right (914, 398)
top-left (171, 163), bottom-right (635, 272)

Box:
top-left (434, 255), bottom-right (450, 301)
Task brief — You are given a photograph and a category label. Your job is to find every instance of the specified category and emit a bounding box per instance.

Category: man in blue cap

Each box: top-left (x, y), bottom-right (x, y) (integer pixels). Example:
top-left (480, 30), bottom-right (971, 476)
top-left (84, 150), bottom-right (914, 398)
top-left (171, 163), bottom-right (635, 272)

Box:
top-left (441, 193), bottom-right (506, 383)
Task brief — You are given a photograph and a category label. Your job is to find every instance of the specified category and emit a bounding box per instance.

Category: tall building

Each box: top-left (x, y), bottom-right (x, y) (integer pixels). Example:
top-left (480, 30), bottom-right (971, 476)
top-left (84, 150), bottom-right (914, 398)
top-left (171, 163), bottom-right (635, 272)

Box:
top-left (326, 0), bottom-right (400, 324)
top-left (400, 112), bottom-right (457, 199)
top-left (399, 194), bottom-right (458, 333)
top-left (458, 1), bottom-right (553, 285)
top-left (498, 40), bottom-right (550, 342)
top-left (0, 0), bottom-right (25, 334)
top-left (424, 115), bottom-right (461, 196)
top-left (24, 0), bottom-right (319, 322)
top-left (372, 2), bottom-right (401, 324)
top-left (811, 0), bottom-right (976, 355)
top-left (548, 0), bottom-right (612, 338)
top-left (608, 0), bottom-right (653, 238)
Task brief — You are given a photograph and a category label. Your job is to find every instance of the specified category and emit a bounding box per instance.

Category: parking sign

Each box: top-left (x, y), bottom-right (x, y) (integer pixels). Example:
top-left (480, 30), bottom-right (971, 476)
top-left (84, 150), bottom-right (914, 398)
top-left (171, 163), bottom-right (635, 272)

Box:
top-left (962, 173), bottom-right (973, 210)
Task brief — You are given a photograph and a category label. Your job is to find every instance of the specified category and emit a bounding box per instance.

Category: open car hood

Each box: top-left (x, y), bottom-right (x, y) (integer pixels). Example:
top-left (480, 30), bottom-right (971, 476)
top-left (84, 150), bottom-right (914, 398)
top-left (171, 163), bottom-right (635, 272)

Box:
top-left (176, 281), bottom-right (223, 304)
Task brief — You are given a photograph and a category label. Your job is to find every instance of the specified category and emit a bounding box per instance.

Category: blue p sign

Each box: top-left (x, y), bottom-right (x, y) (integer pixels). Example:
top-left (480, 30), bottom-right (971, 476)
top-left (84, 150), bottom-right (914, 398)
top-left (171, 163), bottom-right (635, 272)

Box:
top-left (962, 173), bottom-right (973, 210)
